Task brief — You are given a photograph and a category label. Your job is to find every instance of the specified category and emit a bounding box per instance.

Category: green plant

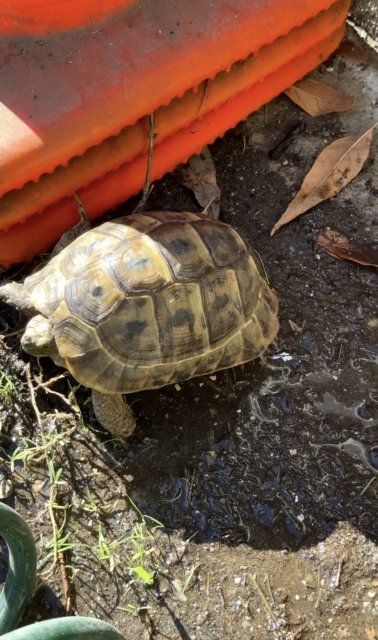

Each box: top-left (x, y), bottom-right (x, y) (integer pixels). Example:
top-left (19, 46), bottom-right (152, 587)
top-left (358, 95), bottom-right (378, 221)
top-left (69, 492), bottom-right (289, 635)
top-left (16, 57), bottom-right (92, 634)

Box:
top-left (95, 523), bottom-right (127, 573)
top-left (0, 371), bottom-right (15, 400)
top-left (125, 498), bottom-right (164, 587)
top-left (8, 425), bottom-right (76, 470)
top-left (0, 502), bottom-right (126, 639)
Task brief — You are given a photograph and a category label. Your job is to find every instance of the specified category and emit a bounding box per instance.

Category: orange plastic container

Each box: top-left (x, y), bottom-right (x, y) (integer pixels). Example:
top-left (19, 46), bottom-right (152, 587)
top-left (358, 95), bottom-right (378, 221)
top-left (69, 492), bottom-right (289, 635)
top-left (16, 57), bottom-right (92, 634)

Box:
top-left (0, 0), bottom-right (351, 266)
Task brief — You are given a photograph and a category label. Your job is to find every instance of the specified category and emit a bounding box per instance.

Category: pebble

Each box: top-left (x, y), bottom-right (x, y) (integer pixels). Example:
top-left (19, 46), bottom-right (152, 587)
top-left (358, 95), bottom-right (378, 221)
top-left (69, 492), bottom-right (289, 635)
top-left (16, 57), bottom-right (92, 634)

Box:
top-left (0, 473), bottom-right (13, 499)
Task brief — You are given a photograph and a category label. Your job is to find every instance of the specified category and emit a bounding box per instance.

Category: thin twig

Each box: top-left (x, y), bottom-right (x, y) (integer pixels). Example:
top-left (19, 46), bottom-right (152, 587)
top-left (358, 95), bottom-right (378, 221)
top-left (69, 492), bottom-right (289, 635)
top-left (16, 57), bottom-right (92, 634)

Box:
top-left (25, 363), bottom-right (75, 607)
top-left (250, 573), bottom-right (275, 617)
top-left (133, 113), bottom-right (155, 213)
top-left (25, 363), bottom-right (43, 430)
top-left (314, 566), bottom-right (322, 609)
top-left (265, 573), bottom-right (275, 605)
top-left (201, 196), bottom-right (215, 217)
top-left (198, 79), bottom-right (209, 118)
top-left (335, 557), bottom-right (344, 588)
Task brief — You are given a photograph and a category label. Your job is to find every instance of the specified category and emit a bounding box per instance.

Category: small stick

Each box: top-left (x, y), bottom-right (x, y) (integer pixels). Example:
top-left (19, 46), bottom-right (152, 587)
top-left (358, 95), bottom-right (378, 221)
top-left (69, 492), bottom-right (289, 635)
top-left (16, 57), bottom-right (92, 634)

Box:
top-left (265, 573), bottom-right (275, 605)
top-left (133, 113), bottom-right (155, 213)
top-left (198, 79), bottom-right (209, 118)
top-left (206, 571), bottom-right (210, 597)
top-left (72, 193), bottom-right (89, 227)
top-left (314, 566), bottom-right (322, 609)
top-left (219, 585), bottom-right (227, 609)
top-left (201, 196), bottom-right (215, 217)
top-left (34, 373), bottom-right (75, 408)
top-left (25, 363), bottom-right (43, 430)
top-left (335, 557), bottom-right (344, 588)
top-left (250, 573), bottom-right (274, 617)
top-left (293, 623), bottom-right (307, 639)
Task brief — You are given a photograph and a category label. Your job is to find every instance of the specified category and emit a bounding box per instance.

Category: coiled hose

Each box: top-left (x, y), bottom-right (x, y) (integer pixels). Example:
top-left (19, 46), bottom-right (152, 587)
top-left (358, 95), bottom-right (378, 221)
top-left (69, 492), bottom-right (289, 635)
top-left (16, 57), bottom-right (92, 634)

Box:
top-left (0, 502), bottom-right (126, 639)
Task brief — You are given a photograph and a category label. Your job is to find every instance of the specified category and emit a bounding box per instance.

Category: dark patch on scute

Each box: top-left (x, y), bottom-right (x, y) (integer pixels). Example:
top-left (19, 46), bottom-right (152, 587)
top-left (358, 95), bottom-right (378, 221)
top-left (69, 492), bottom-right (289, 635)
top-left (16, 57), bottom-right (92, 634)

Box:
top-left (128, 256), bottom-right (150, 270)
top-left (193, 220), bottom-right (246, 267)
top-left (213, 293), bottom-right (230, 312)
top-left (135, 298), bottom-right (147, 308)
top-left (92, 285), bottom-right (103, 297)
top-left (125, 320), bottom-right (148, 341)
top-left (172, 308), bottom-right (195, 327)
top-left (169, 237), bottom-right (194, 256)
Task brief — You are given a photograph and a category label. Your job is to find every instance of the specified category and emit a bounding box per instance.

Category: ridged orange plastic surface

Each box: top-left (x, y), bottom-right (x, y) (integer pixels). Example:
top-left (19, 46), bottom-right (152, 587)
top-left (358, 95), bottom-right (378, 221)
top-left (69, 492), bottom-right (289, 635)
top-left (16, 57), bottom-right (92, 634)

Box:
top-left (0, 0), bottom-right (351, 266)
top-left (0, 1), bottom-right (134, 34)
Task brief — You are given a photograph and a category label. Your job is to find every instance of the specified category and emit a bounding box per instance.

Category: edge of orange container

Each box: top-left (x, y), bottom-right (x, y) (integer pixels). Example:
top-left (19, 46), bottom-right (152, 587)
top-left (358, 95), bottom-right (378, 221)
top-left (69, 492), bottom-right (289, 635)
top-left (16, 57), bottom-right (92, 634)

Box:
top-left (0, 0), bottom-right (133, 34)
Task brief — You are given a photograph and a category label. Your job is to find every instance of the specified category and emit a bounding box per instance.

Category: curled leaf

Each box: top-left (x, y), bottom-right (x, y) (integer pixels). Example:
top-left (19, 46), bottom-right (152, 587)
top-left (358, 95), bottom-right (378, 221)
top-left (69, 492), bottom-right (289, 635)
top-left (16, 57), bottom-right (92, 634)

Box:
top-left (284, 78), bottom-right (354, 116)
top-left (316, 229), bottom-right (378, 267)
top-left (271, 125), bottom-right (376, 236)
top-left (336, 39), bottom-right (371, 63)
top-left (180, 147), bottom-right (220, 219)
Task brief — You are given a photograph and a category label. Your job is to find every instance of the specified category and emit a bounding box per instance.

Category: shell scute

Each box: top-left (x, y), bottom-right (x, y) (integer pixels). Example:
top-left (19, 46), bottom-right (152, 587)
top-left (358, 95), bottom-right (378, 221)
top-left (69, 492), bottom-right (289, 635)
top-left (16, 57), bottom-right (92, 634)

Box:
top-left (149, 222), bottom-right (214, 282)
top-left (99, 214), bottom-right (161, 240)
top-left (107, 235), bottom-right (173, 294)
top-left (200, 269), bottom-right (244, 345)
top-left (64, 265), bottom-right (123, 326)
top-left (25, 266), bottom-right (66, 316)
top-left (192, 219), bottom-right (247, 267)
top-left (154, 282), bottom-right (209, 361)
top-left (97, 297), bottom-right (161, 365)
top-left (54, 314), bottom-right (102, 360)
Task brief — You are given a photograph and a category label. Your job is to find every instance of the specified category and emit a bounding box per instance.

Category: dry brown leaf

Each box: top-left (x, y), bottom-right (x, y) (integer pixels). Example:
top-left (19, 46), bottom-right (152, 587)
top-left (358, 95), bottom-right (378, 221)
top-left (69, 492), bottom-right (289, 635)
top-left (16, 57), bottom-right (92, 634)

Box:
top-left (365, 628), bottom-right (377, 640)
top-left (180, 147), bottom-right (220, 219)
top-left (284, 78), bottom-right (354, 116)
top-left (336, 39), bottom-right (371, 63)
top-left (271, 125), bottom-right (376, 236)
top-left (316, 229), bottom-right (378, 267)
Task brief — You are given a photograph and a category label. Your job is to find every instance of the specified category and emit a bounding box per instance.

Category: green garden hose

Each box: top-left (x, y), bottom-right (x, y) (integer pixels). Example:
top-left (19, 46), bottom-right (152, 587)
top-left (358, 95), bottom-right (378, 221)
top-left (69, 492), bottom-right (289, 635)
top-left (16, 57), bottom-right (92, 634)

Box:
top-left (0, 502), bottom-right (126, 639)
top-left (1, 617), bottom-right (127, 639)
top-left (0, 502), bottom-right (37, 634)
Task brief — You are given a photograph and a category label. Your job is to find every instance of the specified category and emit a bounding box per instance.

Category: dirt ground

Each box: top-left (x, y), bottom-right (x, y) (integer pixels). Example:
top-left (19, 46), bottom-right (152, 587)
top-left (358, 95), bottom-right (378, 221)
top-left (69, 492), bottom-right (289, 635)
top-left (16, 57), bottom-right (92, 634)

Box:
top-left (0, 27), bottom-right (377, 640)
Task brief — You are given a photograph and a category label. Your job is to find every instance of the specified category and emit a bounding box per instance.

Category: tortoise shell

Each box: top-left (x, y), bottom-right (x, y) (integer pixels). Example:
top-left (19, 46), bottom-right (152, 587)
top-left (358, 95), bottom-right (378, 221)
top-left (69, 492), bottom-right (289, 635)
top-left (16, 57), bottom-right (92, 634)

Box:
top-left (23, 211), bottom-right (279, 393)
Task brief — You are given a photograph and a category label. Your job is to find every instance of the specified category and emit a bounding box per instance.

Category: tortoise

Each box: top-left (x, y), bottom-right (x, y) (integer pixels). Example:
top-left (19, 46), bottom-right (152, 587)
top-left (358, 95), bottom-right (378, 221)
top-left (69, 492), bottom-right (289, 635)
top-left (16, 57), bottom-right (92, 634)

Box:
top-left (0, 211), bottom-right (279, 438)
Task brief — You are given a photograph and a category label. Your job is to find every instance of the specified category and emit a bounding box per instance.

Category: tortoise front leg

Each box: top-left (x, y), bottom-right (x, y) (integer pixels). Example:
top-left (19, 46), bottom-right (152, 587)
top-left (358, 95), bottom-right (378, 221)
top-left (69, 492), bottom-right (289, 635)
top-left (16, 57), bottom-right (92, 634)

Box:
top-left (91, 390), bottom-right (136, 439)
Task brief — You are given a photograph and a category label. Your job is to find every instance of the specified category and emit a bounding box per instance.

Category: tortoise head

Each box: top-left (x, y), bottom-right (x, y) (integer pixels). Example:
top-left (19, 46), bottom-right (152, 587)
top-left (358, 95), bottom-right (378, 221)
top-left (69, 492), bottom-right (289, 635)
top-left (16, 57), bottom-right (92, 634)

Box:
top-left (21, 315), bottom-right (54, 357)
top-left (21, 315), bottom-right (65, 367)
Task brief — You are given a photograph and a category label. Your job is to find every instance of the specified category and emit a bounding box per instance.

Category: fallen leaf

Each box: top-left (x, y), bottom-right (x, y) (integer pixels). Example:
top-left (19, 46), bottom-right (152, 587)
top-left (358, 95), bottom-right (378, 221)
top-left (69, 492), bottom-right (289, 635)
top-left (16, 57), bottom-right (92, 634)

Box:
top-left (180, 147), bottom-right (221, 219)
top-left (336, 39), bottom-right (371, 63)
top-left (316, 229), bottom-right (378, 267)
top-left (288, 319), bottom-right (305, 334)
top-left (284, 78), bottom-right (354, 116)
top-left (271, 125), bottom-right (376, 235)
top-left (365, 627), bottom-right (377, 640)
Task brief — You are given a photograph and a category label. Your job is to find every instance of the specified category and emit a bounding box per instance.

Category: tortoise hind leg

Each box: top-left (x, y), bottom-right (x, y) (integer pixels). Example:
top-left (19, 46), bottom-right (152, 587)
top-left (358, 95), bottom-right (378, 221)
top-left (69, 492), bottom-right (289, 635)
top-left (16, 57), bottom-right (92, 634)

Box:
top-left (92, 390), bottom-right (136, 439)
